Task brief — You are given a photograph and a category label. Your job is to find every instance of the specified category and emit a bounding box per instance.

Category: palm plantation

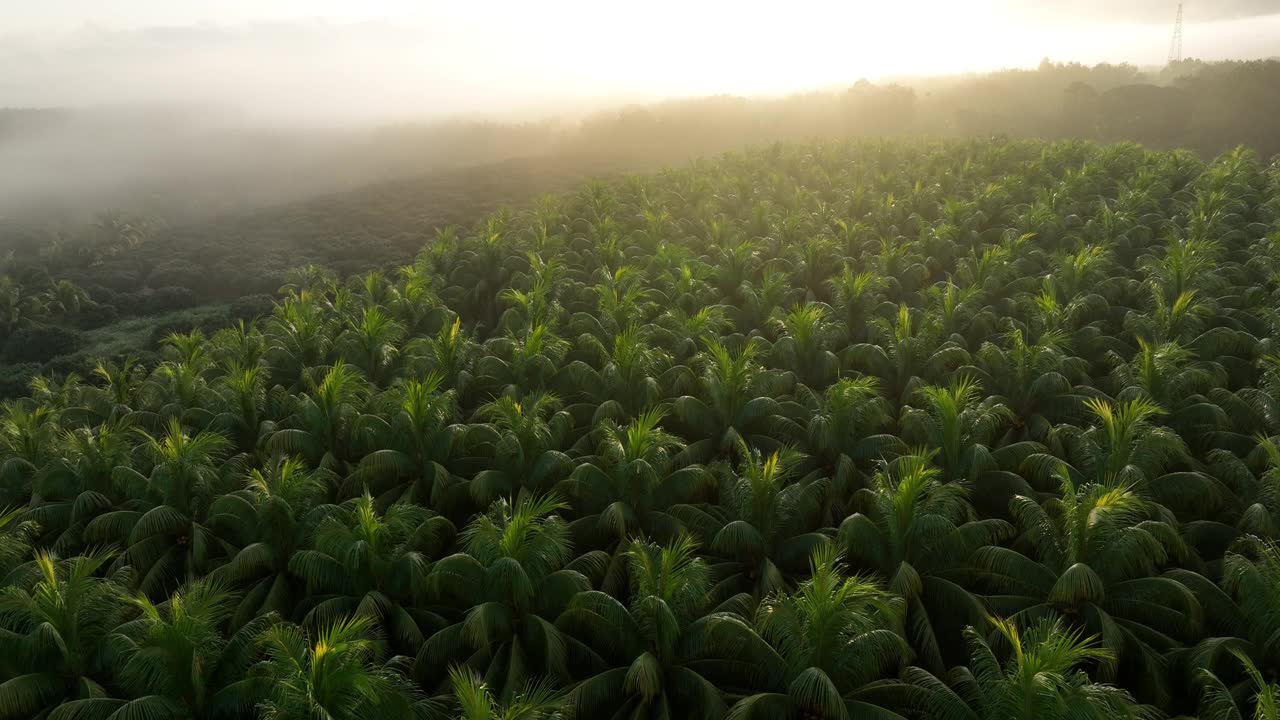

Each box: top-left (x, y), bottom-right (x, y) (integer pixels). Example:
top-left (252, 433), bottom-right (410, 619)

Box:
top-left (0, 138), bottom-right (1276, 719)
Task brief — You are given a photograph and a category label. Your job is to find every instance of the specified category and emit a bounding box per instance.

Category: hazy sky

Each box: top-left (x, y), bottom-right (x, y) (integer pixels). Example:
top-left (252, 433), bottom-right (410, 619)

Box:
top-left (4, 1), bottom-right (1279, 123)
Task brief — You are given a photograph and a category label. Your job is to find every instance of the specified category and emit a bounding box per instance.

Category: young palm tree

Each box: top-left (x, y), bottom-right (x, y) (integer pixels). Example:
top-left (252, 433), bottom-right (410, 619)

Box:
top-left (708, 546), bottom-right (919, 720)
top-left (209, 455), bottom-right (331, 627)
top-left (1050, 397), bottom-right (1215, 515)
top-left (27, 419), bottom-right (134, 555)
top-left (967, 328), bottom-right (1091, 443)
top-left (0, 551), bottom-right (128, 720)
top-left (420, 493), bottom-right (596, 700)
top-left (767, 303), bottom-right (841, 389)
top-left (562, 409), bottom-right (709, 542)
top-left (84, 419), bottom-right (233, 597)
top-left (839, 452), bottom-right (1012, 672)
top-left (290, 493), bottom-right (452, 656)
top-left (59, 580), bottom-right (273, 720)
top-left (556, 537), bottom-right (734, 720)
top-left (351, 373), bottom-right (463, 508)
top-left (0, 507), bottom-right (36, 582)
top-left (899, 376), bottom-right (1015, 484)
top-left (267, 363), bottom-right (370, 472)
top-left (844, 305), bottom-right (969, 407)
top-left (974, 474), bottom-right (1203, 705)
top-left (919, 616), bottom-right (1142, 720)
top-left (257, 615), bottom-right (426, 720)
top-left (448, 666), bottom-right (564, 720)
top-left (339, 307), bottom-right (406, 387)
top-left (694, 443), bottom-right (827, 602)
top-left (1198, 649), bottom-right (1279, 720)
top-left (673, 339), bottom-right (797, 462)
top-left (467, 394), bottom-right (575, 506)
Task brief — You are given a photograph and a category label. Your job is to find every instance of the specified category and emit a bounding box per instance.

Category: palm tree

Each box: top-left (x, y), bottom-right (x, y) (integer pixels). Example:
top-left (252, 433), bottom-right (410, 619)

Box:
top-left (1050, 397), bottom-right (1216, 516)
top-left (351, 373), bottom-right (463, 508)
top-left (0, 403), bottom-right (60, 506)
top-left (209, 456), bottom-right (331, 627)
top-left (1109, 338), bottom-right (1229, 446)
top-left (967, 329), bottom-right (1091, 443)
top-left (673, 339), bottom-right (797, 462)
top-left (0, 507), bottom-right (36, 582)
top-left (448, 666), bottom-right (564, 720)
top-left (558, 325), bottom-right (674, 422)
top-left (844, 305), bottom-right (969, 407)
top-left (839, 452), bottom-right (1012, 672)
top-left (0, 551), bottom-right (128, 720)
top-left (973, 475), bottom-right (1203, 705)
top-left (207, 364), bottom-right (271, 453)
top-left (789, 378), bottom-right (901, 518)
top-left (708, 546), bottom-right (919, 720)
top-left (1219, 538), bottom-right (1280, 677)
top-left (58, 580), bottom-right (273, 720)
top-left (85, 419), bottom-right (233, 596)
top-left (467, 394), bottom-right (574, 506)
top-left (420, 493), bottom-right (596, 700)
top-left (900, 377), bottom-right (1016, 484)
top-left (339, 307), bottom-right (405, 386)
top-left (918, 616), bottom-right (1142, 720)
top-left (696, 443), bottom-right (827, 602)
top-left (557, 537), bottom-right (730, 720)
top-left (562, 410), bottom-right (710, 542)
top-left (767, 303), bottom-right (840, 389)
top-left (267, 363), bottom-right (369, 472)
top-left (27, 419), bottom-right (134, 556)
top-left (257, 615), bottom-right (427, 720)
top-left (475, 325), bottom-right (570, 396)
top-left (1198, 649), bottom-right (1279, 720)
top-left (290, 493), bottom-right (452, 656)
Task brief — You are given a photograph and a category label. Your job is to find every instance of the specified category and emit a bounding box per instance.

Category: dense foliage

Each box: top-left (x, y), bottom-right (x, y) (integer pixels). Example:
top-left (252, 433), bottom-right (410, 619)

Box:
top-left (1, 137), bottom-right (1280, 719)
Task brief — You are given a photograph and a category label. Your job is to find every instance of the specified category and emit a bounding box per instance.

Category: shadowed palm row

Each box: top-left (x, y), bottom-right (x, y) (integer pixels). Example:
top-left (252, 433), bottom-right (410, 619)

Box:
top-left (1, 138), bottom-right (1279, 719)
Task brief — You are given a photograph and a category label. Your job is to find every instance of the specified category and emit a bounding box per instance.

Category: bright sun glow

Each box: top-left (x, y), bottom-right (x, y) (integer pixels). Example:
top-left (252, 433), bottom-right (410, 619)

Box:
top-left (5, 0), bottom-right (1278, 121)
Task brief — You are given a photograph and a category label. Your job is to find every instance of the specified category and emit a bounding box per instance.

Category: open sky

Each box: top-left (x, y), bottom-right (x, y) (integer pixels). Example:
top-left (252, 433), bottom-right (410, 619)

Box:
top-left (4, 1), bottom-right (1279, 123)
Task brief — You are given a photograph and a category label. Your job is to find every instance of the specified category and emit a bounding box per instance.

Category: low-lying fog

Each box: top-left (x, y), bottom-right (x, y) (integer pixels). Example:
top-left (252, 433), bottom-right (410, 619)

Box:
top-left (3, 0), bottom-right (1279, 222)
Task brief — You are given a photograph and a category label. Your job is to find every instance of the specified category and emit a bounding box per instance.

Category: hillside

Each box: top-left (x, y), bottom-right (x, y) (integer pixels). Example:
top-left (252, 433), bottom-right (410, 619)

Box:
top-left (0, 137), bottom-right (1277, 719)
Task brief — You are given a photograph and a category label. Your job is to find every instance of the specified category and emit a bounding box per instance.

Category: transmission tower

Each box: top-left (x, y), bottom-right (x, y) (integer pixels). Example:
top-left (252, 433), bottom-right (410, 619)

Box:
top-left (1168, 3), bottom-right (1184, 64)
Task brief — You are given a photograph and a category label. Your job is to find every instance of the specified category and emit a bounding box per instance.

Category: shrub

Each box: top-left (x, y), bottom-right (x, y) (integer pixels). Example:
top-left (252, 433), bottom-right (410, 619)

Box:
top-left (2, 324), bottom-right (83, 363)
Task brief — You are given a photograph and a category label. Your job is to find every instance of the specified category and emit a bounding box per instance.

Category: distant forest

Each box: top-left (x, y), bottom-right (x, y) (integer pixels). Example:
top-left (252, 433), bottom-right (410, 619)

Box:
top-left (567, 59), bottom-right (1280, 162)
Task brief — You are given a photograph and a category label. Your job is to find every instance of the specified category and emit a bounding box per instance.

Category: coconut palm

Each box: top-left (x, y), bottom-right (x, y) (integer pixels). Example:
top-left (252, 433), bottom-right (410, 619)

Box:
top-left (694, 443), bottom-right (827, 602)
top-left (466, 394), bottom-right (575, 506)
top-left (1198, 648), bottom-right (1279, 720)
top-left (708, 546), bottom-right (919, 720)
top-left (844, 305), bottom-right (969, 407)
top-left (85, 419), bottom-right (233, 596)
top-left (448, 666), bottom-right (564, 720)
top-left (973, 474), bottom-right (1204, 705)
top-left (57, 580), bottom-right (273, 720)
top-left (1049, 397), bottom-right (1216, 516)
top-left (899, 377), bottom-right (1019, 484)
top-left (789, 395), bottom-right (894, 505)
top-left (839, 452), bottom-right (1012, 672)
top-left (420, 493), bottom-right (596, 700)
top-left (351, 373), bottom-right (463, 508)
top-left (209, 455), bottom-right (332, 627)
top-left (558, 409), bottom-right (712, 591)
top-left (673, 339), bottom-right (797, 462)
top-left (556, 537), bottom-right (730, 720)
top-left (916, 616), bottom-right (1143, 720)
top-left (256, 614), bottom-right (427, 720)
top-left (0, 551), bottom-right (128, 720)
top-left (290, 493), bottom-right (452, 655)
top-left (267, 363), bottom-right (370, 472)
